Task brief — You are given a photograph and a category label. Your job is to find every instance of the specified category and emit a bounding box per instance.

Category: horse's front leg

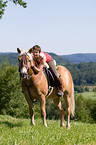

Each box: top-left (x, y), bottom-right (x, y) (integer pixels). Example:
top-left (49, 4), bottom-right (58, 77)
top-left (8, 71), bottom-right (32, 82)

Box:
top-left (29, 105), bottom-right (35, 126)
top-left (22, 81), bottom-right (35, 125)
top-left (24, 92), bottom-right (35, 125)
top-left (53, 98), bottom-right (65, 127)
top-left (40, 95), bottom-right (47, 127)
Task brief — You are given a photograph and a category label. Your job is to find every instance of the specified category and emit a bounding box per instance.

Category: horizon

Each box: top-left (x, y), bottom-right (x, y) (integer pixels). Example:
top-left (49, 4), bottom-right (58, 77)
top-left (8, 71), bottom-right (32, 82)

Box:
top-left (0, 51), bottom-right (96, 56)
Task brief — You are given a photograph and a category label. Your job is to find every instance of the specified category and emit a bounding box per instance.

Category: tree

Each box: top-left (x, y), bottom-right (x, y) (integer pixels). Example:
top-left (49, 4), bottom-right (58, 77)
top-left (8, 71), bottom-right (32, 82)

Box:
top-left (0, 63), bottom-right (29, 118)
top-left (0, 0), bottom-right (27, 19)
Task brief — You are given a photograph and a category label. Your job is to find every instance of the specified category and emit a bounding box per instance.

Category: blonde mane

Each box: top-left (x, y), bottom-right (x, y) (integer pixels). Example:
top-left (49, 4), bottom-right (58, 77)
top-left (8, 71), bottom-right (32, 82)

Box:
top-left (18, 50), bottom-right (33, 61)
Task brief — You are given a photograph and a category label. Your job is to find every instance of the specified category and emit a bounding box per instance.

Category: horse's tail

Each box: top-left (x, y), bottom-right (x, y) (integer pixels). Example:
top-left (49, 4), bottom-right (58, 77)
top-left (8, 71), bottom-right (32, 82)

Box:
top-left (70, 81), bottom-right (75, 117)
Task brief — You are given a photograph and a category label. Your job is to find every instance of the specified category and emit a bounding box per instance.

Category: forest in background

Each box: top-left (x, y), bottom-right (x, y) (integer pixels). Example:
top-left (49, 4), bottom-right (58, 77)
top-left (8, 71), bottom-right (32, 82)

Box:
top-left (62, 53), bottom-right (96, 63)
top-left (1, 52), bottom-right (96, 64)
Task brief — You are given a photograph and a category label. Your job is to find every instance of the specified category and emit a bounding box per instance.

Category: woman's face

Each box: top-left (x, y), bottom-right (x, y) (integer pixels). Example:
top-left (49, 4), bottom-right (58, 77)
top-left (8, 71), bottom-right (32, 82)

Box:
top-left (33, 50), bottom-right (40, 59)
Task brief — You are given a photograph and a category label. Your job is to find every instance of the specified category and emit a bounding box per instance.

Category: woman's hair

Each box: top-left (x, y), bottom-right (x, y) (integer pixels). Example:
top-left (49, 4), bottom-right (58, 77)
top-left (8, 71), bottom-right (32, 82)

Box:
top-left (32, 45), bottom-right (41, 53)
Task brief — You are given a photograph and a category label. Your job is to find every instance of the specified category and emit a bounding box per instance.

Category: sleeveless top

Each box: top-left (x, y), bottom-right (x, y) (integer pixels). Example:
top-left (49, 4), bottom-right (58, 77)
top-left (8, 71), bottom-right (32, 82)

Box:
top-left (40, 52), bottom-right (51, 62)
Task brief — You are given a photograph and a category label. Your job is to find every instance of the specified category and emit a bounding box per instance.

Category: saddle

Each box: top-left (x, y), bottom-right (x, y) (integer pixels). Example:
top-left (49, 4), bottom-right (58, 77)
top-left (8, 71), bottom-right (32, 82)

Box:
top-left (43, 66), bottom-right (56, 97)
top-left (43, 66), bottom-right (64, 98)
top-left (43, 66), bottom-right (55, 87)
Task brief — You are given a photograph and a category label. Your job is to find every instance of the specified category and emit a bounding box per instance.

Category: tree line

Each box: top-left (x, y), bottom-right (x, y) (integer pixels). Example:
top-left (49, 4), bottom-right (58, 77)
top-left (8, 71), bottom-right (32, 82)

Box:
top-left (64, 62), bottom-right (96, 86)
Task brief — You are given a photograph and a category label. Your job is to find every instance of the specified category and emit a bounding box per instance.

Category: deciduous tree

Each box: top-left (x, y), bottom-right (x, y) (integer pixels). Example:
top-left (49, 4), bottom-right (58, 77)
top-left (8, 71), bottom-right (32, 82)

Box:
top-left (0, 0), bottom-right (27, 18)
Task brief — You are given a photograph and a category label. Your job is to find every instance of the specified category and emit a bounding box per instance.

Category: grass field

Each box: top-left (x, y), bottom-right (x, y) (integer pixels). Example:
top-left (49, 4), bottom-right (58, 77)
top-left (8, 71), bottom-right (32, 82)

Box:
top-left (76, 91), bottom-right (96, 100)
top-left (0, 115), bottom-right (96, 145)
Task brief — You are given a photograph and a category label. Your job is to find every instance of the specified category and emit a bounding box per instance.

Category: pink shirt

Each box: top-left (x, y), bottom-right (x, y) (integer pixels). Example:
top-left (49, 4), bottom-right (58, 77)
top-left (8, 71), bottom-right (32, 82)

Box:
top-left (42, 52), bottom-right (51, 62)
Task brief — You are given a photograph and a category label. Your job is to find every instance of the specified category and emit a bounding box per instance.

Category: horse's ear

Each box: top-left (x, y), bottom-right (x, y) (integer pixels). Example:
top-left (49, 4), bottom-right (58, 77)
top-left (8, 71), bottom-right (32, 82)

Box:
top-left (17, 48), bottom-right (21, 54)
top-left (28, 48), bottom-right (33, 54)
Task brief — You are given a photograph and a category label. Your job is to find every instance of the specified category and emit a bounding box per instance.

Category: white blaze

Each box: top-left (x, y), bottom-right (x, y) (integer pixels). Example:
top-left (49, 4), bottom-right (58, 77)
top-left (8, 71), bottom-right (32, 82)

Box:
top-left (21, 67), bottom-right (27, 74)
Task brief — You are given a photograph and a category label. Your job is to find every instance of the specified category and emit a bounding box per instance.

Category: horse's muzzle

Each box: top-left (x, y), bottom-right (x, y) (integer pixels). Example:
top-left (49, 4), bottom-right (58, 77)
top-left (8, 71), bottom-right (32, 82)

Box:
top-left (20, 73), bottom-right (27, 78)
top-left (19, 67), bottom-right (28, 78)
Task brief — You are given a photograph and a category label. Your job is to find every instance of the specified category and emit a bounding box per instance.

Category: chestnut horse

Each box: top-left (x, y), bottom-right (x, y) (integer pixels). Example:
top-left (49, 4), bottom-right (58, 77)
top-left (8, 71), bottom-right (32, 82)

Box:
top-left (17, 48), bottom-right (75, 129)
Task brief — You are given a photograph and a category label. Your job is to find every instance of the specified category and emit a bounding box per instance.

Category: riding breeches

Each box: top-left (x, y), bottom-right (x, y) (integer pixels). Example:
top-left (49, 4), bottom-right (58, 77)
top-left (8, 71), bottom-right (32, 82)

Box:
top-left (47, 58), bottom-right (59, 78)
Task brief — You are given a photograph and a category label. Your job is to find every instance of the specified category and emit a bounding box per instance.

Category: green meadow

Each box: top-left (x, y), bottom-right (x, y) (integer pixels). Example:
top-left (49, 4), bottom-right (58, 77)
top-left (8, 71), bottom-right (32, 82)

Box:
top-left (80, 92), bottom-right (96, 100)
top-left (0, 115), bottom-right (96, 145)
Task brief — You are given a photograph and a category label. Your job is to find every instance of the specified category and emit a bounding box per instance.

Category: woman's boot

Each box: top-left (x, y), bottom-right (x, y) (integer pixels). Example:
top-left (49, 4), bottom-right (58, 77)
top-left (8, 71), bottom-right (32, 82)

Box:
top-left (55, 77), bottom-right (64, 97)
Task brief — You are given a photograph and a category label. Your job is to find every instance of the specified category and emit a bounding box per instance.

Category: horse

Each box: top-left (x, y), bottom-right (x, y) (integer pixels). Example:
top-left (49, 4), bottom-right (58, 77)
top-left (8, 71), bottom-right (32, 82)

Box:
top-left (17, 48), bottom-right (75, 129)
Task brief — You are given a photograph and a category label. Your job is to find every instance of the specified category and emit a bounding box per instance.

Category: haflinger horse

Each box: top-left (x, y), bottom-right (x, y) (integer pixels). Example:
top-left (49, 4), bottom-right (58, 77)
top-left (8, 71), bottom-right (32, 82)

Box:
top-left (17, 48), bottom-right (75, 129)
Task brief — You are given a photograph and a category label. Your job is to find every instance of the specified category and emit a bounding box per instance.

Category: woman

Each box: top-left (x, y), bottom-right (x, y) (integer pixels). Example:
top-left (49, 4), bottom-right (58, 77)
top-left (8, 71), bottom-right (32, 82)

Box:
top-left (31, 45), bottom-right (64, 97)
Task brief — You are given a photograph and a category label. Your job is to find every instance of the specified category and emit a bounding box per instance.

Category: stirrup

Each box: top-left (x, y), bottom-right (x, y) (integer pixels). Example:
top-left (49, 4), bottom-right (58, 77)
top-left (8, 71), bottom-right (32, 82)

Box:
top-left (57, 91), bottom-right (64, 97)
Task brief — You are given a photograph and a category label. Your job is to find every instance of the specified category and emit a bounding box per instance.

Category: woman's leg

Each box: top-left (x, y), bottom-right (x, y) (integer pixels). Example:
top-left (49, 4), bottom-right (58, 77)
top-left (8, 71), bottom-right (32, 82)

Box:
top-left (47, 59), bottom-right (59, 78)
top-left (47, 59), bottom-right (64, 97)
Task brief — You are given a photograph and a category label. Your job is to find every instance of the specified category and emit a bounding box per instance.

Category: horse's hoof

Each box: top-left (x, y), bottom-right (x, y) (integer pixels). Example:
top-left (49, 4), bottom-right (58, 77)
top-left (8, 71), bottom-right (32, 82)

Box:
top-left (62, 125), bottom-right (66, 128)
top-left (66, 126), bottom-right (71, 129)
top-left (44, 124), bottom-right (47, 127)
top-left (60, 123), bottom-right (66, 128)
top-left (31, 123), bottom-right (35, 126)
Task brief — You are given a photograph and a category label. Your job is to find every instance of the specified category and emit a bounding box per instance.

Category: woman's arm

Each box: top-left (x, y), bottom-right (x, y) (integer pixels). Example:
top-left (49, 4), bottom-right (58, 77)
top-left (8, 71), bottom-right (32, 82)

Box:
top-left (31, 58), bottom-right (45, 74)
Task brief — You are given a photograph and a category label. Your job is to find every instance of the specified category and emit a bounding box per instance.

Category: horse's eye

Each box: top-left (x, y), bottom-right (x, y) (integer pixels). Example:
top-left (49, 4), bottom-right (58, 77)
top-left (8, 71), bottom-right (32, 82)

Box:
top-left (18, 57), bottom-right (22, 61)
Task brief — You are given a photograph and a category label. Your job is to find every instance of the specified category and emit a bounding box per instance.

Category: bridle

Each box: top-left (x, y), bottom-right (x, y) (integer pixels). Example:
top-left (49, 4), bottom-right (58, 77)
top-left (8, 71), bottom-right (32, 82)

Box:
top-left (18, 54), bottom-right (33, 80)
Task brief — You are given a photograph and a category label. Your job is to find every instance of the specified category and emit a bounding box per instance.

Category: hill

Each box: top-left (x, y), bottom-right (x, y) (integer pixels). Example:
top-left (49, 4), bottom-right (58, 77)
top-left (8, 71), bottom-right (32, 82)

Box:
top-left (0, 52), bottom-right (70, 65)
top-left (48, 52), bottom-right (70, 64)
top-left (0, 53), bottom-right (18, 65)
top-left (1, 52), bottom-right (96, 64)
top-left (61, 53), bottom-right (96, 63)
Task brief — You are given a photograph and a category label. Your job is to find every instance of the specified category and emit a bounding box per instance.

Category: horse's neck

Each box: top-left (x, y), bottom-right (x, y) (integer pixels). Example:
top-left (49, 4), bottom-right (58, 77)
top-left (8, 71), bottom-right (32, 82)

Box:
top-left (33, 59), bottom-right (38, 67)
top-left (29, 67), bottom-right (44, 83)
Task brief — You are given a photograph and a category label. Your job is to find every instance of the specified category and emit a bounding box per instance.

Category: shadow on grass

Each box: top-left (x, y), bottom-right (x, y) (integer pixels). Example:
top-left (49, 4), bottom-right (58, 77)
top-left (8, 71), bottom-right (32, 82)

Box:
top-left (0, 120), bottom-right (23, 128)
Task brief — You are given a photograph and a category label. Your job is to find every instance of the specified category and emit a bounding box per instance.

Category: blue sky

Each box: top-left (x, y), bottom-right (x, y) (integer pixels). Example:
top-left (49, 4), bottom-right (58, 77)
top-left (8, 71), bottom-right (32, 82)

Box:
top-left (0, 0), bottom-right (96, 55)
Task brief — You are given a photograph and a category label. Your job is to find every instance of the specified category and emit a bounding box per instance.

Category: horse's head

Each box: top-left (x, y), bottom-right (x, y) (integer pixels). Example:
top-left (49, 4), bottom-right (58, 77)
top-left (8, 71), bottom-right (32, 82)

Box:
top-left (17, 48), bottom-right (33, 79)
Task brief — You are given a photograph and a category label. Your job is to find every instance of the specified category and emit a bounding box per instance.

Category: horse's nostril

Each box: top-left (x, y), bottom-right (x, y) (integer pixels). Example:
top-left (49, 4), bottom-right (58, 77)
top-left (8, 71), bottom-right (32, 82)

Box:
top-left (20, 72), bottom-right (27, 78)
top-left (22, 74), bottom-right (24, 77)
top-left (22, 73), bottom-right (26, 77)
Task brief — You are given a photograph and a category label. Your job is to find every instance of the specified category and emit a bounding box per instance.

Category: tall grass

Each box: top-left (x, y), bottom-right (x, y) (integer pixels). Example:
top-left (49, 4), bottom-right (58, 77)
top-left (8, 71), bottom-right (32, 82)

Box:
top-left (0, 115), bottom-right (96, 145)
